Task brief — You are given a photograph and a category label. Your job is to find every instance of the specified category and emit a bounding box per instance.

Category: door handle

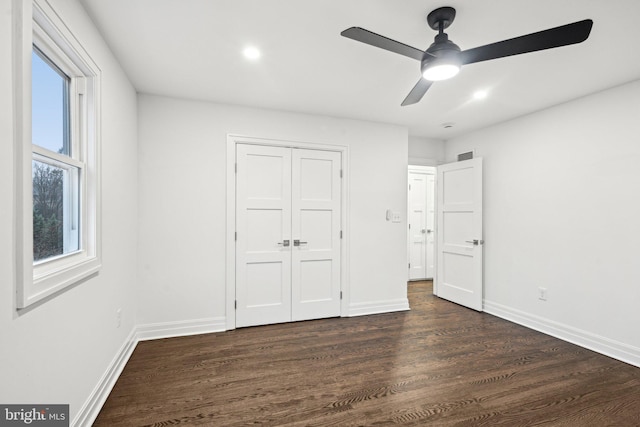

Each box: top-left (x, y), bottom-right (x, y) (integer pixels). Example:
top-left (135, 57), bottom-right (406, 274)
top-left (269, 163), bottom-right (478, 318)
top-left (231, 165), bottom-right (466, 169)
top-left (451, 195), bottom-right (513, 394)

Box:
top-left (465, 239), bottom-right (484, 246)
top-left (277, 239), bottom-right (290, 247)
top-left (293, 239), bottom-right (308, 247)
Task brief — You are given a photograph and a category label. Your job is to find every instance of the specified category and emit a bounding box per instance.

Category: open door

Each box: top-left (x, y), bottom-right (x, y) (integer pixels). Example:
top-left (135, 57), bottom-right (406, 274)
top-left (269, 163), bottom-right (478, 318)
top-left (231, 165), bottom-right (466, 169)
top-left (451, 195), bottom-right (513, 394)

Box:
top-left (435, 158), bottom-right (483, 311)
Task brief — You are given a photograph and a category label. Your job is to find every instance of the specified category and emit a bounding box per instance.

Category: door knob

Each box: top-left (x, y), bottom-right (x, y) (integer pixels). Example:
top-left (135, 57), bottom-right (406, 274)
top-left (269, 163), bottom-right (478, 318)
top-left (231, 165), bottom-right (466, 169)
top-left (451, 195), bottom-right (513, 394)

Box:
top-left (465, 239), bottom-right (484, 246)
top-left (277, 239), bottom-right (290, 247)
top-left (293, 239), bottom-right (308, 247)
top-left (421, 229), bottom-right (426, 234)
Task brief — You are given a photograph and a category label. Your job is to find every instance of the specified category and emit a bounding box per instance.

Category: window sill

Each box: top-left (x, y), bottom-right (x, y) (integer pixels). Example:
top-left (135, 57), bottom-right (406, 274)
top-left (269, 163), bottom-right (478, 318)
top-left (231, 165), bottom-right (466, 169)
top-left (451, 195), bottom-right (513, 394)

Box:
top-left (19, 256), bottom-right (101, 309)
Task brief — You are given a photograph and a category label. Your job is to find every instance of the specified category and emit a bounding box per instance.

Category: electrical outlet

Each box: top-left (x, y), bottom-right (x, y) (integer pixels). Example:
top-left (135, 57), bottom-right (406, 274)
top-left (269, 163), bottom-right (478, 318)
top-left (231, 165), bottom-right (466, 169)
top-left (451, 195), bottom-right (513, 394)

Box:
top-left (391, 212), bottom-right (402, 223)
top-left (116, 308), bottom-right (122, 328)
top-left (538, 287), bottom-right (547, 301)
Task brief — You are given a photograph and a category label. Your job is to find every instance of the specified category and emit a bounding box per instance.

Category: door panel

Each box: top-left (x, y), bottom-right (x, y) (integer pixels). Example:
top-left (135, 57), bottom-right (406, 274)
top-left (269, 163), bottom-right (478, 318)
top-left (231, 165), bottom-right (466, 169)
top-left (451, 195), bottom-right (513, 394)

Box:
top-left (299, 259), bottom-right (333, 301)
top-left (442, 211), bottom-right (473, 246)
top-left (300, 210), bottom-right (333, 249)
top-left (292, 149), bottom-right (341, 321)
top-left (236, 144), bottom-right (292, 327)
top-left (245, 209), bottom-right (283, 252)
top-left (246, 262), bottom-right (285, 307)
top-left (408, 172), bottom-right (427, 280)
top-left (436, 158), bottom-right (483, 311)
top-left (426, 174), bottom-right (435, 278)
top-left (246, 153), bottom-right (286, 200)
top-left (300, 157), bottom-right (334, 200)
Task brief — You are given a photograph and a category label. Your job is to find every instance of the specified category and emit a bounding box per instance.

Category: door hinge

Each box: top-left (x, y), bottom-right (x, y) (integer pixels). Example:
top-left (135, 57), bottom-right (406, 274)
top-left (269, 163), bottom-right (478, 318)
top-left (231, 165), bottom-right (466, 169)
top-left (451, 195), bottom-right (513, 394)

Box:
top-left (340, 291), bottom-right (343, 300)
top-left (340, 230), bottom-right (343, 239)
top-left (235, 231), bottom-right (237, 241)
top-left (235, 163), bottom-right (237, 173)
top-left (340, 169), bottom-right (343, 178)
top-left (408, 223), bottom-right (411, 229)
top-left (235, 300), bottom-right (237, 309)
top-left (408, 263), bottom-right (411, 269)
top-left (409, 184), bottom-right (411, 190)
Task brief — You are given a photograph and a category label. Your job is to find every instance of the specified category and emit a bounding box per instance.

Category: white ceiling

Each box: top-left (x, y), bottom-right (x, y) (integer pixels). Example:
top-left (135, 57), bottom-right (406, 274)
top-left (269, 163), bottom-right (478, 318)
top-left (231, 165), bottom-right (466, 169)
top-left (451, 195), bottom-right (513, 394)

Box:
top-left (79, 0), bottom-right (640, 139)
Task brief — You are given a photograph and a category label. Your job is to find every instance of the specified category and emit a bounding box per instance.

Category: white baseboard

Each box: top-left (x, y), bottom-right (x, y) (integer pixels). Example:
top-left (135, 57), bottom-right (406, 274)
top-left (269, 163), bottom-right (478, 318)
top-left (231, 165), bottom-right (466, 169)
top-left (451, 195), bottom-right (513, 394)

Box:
top-left (348, 298), bottom-right (410, 317)
top-left (72, 317), bottom-right (226, 426)
top-left (72, 328), bottom-right (137, 427)
top-left (136, 316), bottom-right (227, 341)
top-left (484, 300), bottom-right (640, 368)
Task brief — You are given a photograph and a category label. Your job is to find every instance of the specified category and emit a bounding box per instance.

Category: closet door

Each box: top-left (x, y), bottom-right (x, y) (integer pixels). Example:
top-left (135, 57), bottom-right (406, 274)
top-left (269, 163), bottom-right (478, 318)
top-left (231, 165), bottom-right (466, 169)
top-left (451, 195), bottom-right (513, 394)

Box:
top-left (408, 167), bottom-right (436, 280)
top-left (236, 144), bottom-right (292, 327)
top-left (236, 144), bottom-right (342, 327)
top-left (291, 149), bottom-right (341, 321)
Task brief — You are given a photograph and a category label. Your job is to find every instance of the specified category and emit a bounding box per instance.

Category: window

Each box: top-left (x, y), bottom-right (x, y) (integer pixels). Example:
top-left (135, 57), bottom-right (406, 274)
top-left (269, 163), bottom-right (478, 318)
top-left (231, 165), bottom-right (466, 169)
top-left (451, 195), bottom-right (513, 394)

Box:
top-left (32, 48), bottom-right (80, 262)
top-left (15, 0), bottom-right (101, 309)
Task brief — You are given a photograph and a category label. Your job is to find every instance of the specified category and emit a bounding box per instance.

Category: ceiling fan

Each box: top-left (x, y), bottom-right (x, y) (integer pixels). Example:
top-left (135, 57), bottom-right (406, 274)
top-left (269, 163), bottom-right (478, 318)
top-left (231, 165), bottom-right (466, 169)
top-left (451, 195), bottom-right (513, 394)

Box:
top-left (341, 7), bottom-right (593, 106)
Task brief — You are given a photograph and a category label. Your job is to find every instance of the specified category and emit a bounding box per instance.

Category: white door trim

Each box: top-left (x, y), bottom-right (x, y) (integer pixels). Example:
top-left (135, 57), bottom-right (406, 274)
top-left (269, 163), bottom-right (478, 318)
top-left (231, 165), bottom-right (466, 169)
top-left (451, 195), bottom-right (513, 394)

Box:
top-left (226, 134), bottom-right (349, 330)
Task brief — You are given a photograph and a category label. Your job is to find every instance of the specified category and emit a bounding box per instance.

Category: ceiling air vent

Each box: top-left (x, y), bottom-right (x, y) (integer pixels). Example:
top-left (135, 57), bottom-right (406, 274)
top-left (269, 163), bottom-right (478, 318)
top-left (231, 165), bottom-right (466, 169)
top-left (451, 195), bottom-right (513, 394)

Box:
top-left (457, 151), bottom-right (474, 161)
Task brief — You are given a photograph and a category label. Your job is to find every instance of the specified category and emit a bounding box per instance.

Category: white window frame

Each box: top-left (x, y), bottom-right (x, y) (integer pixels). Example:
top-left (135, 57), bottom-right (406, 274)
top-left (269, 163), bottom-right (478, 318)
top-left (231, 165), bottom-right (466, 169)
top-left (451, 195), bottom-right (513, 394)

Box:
top-left (14, 0), bottom-right (101, 309)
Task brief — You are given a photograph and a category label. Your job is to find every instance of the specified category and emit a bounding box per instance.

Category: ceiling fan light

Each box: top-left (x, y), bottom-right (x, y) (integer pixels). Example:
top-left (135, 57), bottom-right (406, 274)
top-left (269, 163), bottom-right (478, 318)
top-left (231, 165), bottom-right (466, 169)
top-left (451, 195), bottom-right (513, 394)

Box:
top-left (421, 40), bottom-right (462, 82)
top-left (422, 63), bottom-right (460, 81)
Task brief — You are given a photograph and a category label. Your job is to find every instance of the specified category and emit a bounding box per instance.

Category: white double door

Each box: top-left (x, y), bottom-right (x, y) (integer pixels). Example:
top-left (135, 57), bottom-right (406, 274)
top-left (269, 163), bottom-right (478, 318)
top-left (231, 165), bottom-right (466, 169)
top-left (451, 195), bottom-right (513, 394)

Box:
top-left (236, 144), bottom-right (342, 328)
top-left (408, 167), bottom-right (435, 280)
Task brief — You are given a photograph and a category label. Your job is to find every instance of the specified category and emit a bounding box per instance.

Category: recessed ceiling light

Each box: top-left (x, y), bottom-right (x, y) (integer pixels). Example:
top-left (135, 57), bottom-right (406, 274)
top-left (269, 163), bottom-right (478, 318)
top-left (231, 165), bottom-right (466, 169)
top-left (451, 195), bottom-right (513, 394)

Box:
top-left (473, 90), bottom-right (488, 100)
top-left (243, 46), bottom-right (261, 61)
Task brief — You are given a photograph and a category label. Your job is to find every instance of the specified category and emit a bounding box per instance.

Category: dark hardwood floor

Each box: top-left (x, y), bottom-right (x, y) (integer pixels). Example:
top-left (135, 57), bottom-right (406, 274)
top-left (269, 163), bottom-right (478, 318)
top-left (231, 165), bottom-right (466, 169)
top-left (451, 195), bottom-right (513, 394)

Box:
top-left (95, 281), bottom-right (640, 426)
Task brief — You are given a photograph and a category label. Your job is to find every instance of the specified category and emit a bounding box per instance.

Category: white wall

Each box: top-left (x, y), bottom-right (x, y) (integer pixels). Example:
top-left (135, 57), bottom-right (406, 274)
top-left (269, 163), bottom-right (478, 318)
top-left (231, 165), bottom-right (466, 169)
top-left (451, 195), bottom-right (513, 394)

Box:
top-left (0, 0), bottom-right (138, 423)
top-left (445, 80), bottom-right (640, 365)
top-left (137, 94), bottom-right (409, 329)
top-left (408, 135), bottom-right (445, 166)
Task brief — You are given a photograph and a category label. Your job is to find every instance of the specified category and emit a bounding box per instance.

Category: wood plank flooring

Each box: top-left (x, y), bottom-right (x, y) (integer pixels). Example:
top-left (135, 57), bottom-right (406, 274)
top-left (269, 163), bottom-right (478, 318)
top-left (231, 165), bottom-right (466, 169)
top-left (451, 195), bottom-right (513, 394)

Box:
top-left (95, 281), bottom-right (640, 426)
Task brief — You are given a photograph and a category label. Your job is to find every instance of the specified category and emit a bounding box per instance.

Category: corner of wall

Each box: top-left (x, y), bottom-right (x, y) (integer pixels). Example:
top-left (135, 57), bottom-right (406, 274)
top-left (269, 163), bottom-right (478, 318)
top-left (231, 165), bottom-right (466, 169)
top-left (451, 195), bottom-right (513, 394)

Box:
top-left (72, 328), bottom-right (138, 427)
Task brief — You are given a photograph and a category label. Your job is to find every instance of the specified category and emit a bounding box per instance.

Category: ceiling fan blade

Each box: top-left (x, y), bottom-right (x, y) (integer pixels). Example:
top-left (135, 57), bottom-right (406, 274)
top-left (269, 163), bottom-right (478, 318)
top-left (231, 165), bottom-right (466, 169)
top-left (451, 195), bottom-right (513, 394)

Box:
top-left (401, 78), bottom-right (433, 106)
top-left (460, 19), bottom-right (593, 65)
top-left (341, 27), bottom-right (424, 61)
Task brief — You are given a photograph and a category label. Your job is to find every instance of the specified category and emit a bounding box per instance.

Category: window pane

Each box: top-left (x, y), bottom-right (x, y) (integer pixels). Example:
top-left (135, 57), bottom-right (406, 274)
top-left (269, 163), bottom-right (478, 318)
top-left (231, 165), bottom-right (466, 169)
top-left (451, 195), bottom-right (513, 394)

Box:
top-left (32, 48), bottom-right (70, 155)
top-left (33, 160), bottom-right (79, 262)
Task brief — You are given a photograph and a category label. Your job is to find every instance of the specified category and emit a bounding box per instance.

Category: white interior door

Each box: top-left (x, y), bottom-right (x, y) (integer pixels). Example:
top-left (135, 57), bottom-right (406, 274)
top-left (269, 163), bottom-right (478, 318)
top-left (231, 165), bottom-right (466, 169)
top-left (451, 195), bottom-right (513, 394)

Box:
top-left (291, 149), bottom-right (341, 321)
top-left (436, 158), bottom-right (483, 311)
top-left (408, 168), bottom-right (435, 280)
top-left (236, 144), bottom-right (292, 327)
top-left (236, 144), bottom-right (341, 327)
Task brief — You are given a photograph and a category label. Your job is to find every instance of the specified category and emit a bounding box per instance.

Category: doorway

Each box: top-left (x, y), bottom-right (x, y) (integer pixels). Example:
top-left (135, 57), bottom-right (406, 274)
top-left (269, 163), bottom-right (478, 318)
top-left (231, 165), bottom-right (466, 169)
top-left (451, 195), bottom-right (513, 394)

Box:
top-left (408, 166), bottom-right (435, 281)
